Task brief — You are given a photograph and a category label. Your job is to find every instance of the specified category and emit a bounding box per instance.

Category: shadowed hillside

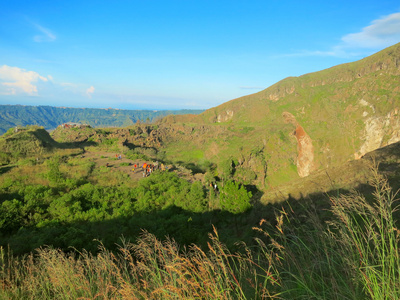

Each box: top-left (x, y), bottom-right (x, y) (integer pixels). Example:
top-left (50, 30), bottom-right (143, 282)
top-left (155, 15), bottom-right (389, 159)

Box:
top-left (0, 126), bottom-right (58, 164)
top-left (2, 126), bottom-right (400, 299)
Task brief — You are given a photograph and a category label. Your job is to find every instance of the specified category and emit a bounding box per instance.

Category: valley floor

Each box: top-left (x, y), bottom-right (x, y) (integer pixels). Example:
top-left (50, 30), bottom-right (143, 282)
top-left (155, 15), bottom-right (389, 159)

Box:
top-left (81, 148), bottom-right (202, 183)
top-left (82, 149), bottom-right (150, 180)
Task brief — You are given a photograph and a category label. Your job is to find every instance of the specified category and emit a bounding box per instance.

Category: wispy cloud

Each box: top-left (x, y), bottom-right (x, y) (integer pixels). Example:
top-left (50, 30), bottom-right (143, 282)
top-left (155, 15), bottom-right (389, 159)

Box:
top-left (0, 65), bottom-right (49, 95)
top-left (278, 12), bottom-right (400, 58)
top-left (341, 12), bottom-right (400, 49)
top-left (86, 86), bottom-right (95, 98)
top-left (32, 23), bottom-right (56, 42)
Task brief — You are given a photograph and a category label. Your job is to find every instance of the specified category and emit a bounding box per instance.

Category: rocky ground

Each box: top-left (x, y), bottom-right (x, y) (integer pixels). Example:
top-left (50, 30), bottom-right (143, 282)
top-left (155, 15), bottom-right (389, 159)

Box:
top-left (81, 148), bottom-right (203, 183)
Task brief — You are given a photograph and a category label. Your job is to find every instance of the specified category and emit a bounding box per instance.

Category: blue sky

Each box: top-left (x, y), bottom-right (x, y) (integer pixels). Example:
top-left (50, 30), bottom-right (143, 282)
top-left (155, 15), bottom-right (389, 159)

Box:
top-left (0, 0), bottom-right (400, 110)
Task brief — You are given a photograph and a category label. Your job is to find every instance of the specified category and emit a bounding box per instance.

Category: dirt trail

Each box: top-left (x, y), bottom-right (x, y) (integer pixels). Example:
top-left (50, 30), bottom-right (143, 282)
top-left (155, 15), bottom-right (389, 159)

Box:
top-left (82, 149), bottom-right (155, 180)
top-left (81, 149), bottom-right (203, 183)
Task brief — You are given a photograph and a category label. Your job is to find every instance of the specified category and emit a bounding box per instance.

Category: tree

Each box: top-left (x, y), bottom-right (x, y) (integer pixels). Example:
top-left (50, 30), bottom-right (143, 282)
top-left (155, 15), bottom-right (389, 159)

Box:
top-left (219, 180), bottom-right (252, 214)
top-left (220, 158), bottom-right (235, 181)
top-left (0, 199), bottom-right (23, 232)
top-left (185, 181), bottom-right (207, 212)
top-left (46, 156), bottom-right (64, 184)
top-left (219, 180), bottom-right (252, 235)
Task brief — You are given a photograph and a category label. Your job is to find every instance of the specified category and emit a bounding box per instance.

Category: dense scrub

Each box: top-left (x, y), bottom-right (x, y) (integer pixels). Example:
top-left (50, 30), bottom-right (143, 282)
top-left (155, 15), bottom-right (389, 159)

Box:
top-left (0, 150), bottom-right (253, 255)
top-left (1, 171), bottom-right (399, 299)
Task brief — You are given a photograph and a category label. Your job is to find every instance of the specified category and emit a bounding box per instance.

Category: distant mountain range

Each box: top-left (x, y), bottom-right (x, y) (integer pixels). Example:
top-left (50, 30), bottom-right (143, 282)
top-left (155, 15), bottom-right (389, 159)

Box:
top-left (0, 105), bottom-right (204, 134)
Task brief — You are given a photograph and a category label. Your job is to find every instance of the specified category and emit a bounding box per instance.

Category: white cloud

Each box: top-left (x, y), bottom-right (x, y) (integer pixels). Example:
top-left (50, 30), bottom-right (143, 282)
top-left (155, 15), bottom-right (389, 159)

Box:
top-left (341, 12), bottom-right (400, 49)
top-left (33, 23), bottom-right (56, 43)
top-left (278, 12), bottom-right (400, 59)
top-left (0, 65), bottom-right (48, 95)
top-left (86, 86), bottom-right (95, 98)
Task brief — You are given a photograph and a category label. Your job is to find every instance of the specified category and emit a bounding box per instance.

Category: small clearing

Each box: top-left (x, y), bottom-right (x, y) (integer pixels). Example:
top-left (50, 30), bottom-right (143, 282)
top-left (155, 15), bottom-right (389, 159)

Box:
top-left (82, 149), bottom-right (154, 180)
top-left (81, 148), bottom-right (202, 182)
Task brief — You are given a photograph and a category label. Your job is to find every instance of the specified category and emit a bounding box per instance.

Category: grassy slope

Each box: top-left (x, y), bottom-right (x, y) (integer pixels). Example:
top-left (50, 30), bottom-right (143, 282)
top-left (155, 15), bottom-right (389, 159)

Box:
top-left (158, 43), bottom-right (400, 188)
top-left (2, 124), bottom-right (400, 298)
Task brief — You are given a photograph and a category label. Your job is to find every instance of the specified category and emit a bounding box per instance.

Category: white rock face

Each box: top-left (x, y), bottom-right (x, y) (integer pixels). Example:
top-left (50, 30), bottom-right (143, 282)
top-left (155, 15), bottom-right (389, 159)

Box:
top-left (359, 98), bottom-right (375, 113)
top-left (355, 108), bottom-right (400, 159)
top-left (217, 110), bottom-right (234, 123)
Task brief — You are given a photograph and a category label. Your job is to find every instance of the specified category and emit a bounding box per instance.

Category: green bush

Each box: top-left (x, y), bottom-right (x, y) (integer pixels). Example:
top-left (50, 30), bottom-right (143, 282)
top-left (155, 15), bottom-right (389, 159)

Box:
top-left (220, 180), bottom-right (252, 214)
top-left (46, 156), bottom-right (65, 184)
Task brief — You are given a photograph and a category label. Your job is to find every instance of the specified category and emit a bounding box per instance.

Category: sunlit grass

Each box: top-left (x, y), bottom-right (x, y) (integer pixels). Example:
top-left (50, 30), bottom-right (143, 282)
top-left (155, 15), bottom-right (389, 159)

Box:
top-left (0, 229), bottom-right (277, 299)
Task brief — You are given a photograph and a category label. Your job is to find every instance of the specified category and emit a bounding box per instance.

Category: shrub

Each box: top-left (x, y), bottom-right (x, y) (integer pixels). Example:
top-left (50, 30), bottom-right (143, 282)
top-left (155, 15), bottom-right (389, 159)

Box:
top-left (220, 180), bottom-right (252, 214)
top-left (46, 156), bottom-right (65, 184)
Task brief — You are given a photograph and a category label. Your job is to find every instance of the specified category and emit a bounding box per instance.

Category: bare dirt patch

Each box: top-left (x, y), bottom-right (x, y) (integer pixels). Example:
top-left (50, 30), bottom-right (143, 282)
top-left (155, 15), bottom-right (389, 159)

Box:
top-left (82, 149), bottom-right (151, 180)
top-left (81, 149), bottom-right (201, 182)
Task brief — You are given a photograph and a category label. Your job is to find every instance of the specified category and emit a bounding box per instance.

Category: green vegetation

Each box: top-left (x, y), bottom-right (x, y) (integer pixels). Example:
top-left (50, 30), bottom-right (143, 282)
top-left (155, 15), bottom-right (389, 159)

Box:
top-left (0, 125), bottom-right (82, 165)
top-left (0, 126), bottom-right (256, 255)
top-left (220, 180), bottom-right (252, 214)
top-left (186, 43), bottom-right (400, 187)
top-left (1, 171), bottom-right (399, 299)
top-left (1, 43), bottom-right (400, 298)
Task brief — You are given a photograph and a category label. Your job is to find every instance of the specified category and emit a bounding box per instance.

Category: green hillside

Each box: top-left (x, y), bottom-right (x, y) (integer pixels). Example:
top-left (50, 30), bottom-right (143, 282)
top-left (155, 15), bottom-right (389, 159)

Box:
top-left (2, 125), bottom-right (400, 299)
top-left (2, 44), bottom-right (400, 298)
top-left (151, 43), bottom-right (400, 189)
top-left (0, 126), bottom-right (55, 164)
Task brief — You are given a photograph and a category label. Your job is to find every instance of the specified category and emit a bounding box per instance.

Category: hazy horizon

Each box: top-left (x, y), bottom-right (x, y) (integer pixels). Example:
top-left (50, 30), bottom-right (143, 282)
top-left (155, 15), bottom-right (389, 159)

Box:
top-left (0, 103), bottom-right (206, 111)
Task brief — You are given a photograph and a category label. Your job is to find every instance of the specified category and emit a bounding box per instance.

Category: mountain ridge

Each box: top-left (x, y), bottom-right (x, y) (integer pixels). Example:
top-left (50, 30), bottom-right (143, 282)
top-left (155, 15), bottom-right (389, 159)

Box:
top-left (2, 43), bottom-right (400, 191)
top-left (0, 105), bottom-right (204, 134)
top-left (153, 43), bottom-right (400, 187)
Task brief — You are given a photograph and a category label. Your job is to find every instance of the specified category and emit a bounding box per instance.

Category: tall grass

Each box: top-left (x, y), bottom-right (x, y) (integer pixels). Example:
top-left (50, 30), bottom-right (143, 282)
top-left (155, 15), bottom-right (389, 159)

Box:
top-left (329, 168), bottom-right (400, 299)
top-left (253, 204), bottom-right (364, 299)
top-left (0, 228), bottom-right (276, 299)
top-left (1, 169), bottom-right (399, 299)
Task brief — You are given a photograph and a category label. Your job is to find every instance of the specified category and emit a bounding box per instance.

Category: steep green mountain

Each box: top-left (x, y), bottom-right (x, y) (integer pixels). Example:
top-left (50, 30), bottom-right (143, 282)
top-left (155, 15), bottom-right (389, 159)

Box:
top-left (3, 44), bottom-right (400, 196)
top-left (144, 43), bottom-right (400, 190)
top-left (0, 105), bottom-right (204, 134)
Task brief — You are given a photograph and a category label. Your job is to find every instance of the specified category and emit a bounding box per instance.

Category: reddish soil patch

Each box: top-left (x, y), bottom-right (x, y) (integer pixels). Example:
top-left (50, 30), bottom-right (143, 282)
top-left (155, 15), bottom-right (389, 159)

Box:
top-left (294, 125), bottom-right (306, 147)
top-left (294, 124), bottom-right (315, 177)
